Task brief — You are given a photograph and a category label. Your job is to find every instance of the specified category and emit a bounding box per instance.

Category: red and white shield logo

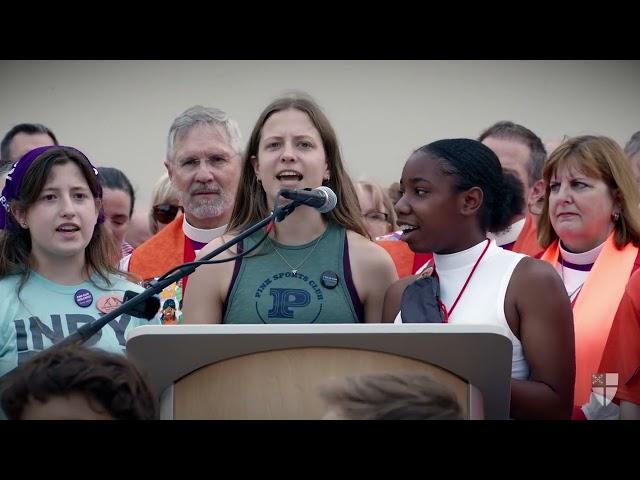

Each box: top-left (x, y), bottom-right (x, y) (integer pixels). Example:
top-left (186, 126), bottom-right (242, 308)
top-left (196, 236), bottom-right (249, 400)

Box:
top-left (592, 373), bottom-right (618, 406)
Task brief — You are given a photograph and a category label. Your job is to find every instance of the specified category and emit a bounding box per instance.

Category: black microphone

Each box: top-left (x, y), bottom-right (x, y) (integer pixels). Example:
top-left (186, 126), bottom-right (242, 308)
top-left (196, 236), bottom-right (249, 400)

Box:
top-left (122, 290), bottom-right (161, 320)
top-left (279, 186), bottom-right (337, 213)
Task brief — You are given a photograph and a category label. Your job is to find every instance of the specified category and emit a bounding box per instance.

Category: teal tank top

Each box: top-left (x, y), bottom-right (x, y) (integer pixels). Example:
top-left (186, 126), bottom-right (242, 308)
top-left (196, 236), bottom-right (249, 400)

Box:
top-left (223, 222), bottom-right (364, 324)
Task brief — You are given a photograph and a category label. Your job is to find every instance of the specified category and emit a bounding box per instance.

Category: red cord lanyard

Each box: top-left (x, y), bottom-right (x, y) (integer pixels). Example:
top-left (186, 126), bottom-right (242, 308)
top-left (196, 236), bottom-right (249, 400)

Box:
top-left (436, 239), bottom-right (491, 323)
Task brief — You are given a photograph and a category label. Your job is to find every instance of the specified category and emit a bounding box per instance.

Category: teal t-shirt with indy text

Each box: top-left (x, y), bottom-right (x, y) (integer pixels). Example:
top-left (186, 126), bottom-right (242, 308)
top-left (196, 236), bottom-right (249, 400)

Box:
top-left (0, 271), bottom-right (159, 377)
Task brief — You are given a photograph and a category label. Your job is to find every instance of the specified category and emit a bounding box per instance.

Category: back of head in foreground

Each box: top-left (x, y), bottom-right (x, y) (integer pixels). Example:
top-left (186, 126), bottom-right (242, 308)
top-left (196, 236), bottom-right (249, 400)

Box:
top-left (321, 372), bottom-right (464, 420)
top-left (1, 344), bottom-right (157, 420)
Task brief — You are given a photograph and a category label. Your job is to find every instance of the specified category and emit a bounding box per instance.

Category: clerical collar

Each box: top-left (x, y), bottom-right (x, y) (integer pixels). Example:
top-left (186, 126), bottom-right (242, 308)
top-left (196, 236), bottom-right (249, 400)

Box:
top-left (559, 240), bottom-right (605, 267)
top-left (182, 217), bottom-right (227, 244)
top-left (488, 218), bottom-right (525, 247)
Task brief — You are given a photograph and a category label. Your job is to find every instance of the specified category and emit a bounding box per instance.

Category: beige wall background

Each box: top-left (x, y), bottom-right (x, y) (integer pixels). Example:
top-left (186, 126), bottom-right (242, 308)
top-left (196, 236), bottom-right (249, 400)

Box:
top-left (1, 60), bottom-right (639, 213)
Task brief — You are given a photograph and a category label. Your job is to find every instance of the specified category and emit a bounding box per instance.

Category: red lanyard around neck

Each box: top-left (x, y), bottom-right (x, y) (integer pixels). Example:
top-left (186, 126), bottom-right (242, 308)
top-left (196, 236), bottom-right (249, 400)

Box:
top-left (435, 239), bottom-right (491, 323)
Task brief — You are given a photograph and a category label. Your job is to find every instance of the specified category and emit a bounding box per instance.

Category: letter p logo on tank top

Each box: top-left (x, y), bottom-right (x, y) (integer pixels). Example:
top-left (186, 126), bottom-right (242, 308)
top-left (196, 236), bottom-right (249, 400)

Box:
top-left (252, 272), bottom-right (323, 324)
top-left (268, 288), bottom-right (311, 319)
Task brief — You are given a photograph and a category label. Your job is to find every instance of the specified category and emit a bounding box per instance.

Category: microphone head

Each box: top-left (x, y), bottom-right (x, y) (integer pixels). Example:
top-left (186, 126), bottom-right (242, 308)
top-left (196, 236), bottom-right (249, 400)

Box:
top-left (316, 186), bottom-right (337, 213)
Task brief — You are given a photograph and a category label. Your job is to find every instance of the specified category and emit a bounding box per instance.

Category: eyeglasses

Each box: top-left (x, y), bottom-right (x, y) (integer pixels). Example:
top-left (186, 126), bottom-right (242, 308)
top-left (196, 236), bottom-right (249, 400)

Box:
top-left (363, 211), bottom-right (390, 223)
top-left (152, 204), bottom-right (183, 224)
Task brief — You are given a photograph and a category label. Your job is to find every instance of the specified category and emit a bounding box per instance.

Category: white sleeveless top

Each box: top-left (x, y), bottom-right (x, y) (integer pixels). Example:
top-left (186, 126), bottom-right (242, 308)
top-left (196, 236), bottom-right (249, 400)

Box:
top-left (395, 239), bottom-right (530, 380)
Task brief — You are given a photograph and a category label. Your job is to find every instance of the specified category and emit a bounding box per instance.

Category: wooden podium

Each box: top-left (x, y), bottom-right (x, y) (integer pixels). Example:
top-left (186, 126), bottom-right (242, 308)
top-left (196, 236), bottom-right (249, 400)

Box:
top-left (126, 323), bottom-right (513, 420)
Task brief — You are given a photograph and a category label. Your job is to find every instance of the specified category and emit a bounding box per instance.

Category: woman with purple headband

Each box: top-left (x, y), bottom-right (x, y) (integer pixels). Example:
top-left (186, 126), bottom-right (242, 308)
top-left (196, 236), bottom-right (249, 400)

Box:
top-left (0, 146), bottom-right (159, 379)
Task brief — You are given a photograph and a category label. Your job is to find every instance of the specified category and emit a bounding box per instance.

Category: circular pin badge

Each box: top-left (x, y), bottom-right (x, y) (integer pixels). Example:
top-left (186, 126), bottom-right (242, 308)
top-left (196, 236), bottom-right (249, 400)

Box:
top-left (97, 295), bottom-right (124, 314)
top-left (74, 289), bottom-right (94, 308)
top-left (320, 271), bottom-right (339, 289)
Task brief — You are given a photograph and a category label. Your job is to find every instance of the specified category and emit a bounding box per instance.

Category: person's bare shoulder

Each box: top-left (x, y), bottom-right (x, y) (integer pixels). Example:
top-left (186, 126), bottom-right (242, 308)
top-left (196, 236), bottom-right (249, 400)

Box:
top-left (195, 231), bottom-right (241, 260)
top-left (507, 255), bottom-right (571, 327)
top-left (512, 256), bottom-right (563, 287)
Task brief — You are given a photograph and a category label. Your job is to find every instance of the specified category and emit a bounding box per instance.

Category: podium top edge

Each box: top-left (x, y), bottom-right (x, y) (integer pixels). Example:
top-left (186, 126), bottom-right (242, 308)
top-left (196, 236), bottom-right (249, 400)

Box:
top-left (127, 323), bottom-right (511, 340)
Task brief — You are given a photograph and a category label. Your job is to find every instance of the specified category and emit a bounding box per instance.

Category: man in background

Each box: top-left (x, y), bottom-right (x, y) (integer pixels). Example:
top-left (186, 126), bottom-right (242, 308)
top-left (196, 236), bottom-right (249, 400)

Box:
top-left (479, 120), bottom-right (547, 256)
top-left (1, 123), bottom-right (59, 184)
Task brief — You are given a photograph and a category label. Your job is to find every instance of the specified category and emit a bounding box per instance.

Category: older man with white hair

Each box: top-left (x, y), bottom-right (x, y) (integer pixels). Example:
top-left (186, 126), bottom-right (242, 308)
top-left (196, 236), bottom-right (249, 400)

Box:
top-left (122, 106), bottom-right (242, 304)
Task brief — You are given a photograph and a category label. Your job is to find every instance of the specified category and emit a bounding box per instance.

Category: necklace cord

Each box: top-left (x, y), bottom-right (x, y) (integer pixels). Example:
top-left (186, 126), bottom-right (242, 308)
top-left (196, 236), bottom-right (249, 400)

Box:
top-left (268, 234), bottom-right (323, 273)
top-left (436, 239), bottom-right (491, 321)
top-left (560, 255), bottom-right (585, 303)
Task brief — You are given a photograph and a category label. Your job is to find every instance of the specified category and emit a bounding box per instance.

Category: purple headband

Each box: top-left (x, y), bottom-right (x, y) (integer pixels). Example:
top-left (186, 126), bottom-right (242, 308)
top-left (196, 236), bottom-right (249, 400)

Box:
top-left (0, 145), bottom-right (105, 231)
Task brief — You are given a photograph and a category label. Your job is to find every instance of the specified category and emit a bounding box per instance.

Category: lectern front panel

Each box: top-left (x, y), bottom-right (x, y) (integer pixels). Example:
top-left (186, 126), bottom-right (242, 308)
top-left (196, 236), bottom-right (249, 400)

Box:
top-left (173, 347), bottom-right (470, 419)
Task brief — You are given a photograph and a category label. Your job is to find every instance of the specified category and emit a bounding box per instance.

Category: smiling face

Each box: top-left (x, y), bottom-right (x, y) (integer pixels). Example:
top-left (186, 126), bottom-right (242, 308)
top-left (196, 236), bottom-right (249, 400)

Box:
top-left (548, 158), bottom-right (617, 252)
top-left (13, 161), bottom-right (100, 266)
top-left (251, 108), bottom-right (329, 209)
top-left (395, 152), bottom-right (470, 254)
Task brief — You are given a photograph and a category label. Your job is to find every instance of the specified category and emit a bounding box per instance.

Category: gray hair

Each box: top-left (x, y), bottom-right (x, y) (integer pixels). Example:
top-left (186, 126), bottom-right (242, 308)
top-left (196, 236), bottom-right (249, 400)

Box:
top-left (166, 105), bottom-right (242, 162)
top-left (624, 131), bottom-right (640, 159)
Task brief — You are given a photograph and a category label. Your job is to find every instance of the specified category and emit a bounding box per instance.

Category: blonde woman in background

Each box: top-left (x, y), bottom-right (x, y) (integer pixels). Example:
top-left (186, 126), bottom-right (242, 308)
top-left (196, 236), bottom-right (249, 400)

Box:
top-left (124, 173), bottom-right (180, 250)
top-left (355, 179), bottom-right (397, 240)
top-left (148, 172), bottom-right (182, 235)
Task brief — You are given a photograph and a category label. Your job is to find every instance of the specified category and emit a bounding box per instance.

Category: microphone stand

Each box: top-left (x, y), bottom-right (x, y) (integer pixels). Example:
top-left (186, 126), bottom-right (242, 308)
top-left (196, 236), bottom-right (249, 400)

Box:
top-left (56, 199), bottom-right (301, 348)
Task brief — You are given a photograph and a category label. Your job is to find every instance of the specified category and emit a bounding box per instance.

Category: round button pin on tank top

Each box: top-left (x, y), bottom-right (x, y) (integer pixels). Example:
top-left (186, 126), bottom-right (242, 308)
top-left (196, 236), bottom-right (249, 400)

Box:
top-left (74, 289), bottom-right (94, 308)
top-left (321, 270), bottom-right (339, 289)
